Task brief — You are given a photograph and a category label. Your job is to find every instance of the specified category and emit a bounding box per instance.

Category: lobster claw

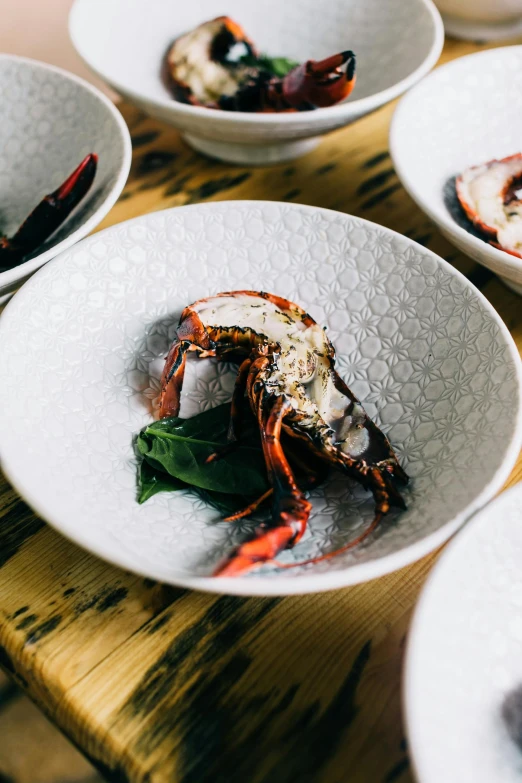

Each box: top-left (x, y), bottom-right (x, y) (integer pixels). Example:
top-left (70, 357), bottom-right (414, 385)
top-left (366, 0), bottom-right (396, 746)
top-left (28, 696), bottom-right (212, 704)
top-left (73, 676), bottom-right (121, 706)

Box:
top-left (281, 50), bottom-right (356, 109)
top-left (0, 153), bottom-right (97, 271)
top-left (214, 523), bottom-right (297, 577)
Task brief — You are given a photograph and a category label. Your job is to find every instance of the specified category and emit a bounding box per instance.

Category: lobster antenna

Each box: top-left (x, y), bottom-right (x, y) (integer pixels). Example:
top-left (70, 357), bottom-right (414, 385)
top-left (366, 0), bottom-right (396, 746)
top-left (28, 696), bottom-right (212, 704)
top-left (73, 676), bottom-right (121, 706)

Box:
top-left (274, 512), bottom-right (382, 569)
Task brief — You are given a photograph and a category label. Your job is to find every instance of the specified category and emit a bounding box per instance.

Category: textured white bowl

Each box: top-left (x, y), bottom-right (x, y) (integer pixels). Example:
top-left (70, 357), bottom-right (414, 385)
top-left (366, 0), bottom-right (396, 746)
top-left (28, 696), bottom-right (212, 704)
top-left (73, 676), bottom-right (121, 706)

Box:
top-left (390, 47), bottom-right (522, 295)
top-left (69, 0), bottom-right (443, 165)
top-left (0, 202), bottom-right (520, 596)
top-left (405, 483), bottom-right (522, 783)
top-left (433, 0), bottom-right (522, 40)
top-left (0, 55), bottom-right (131, 303)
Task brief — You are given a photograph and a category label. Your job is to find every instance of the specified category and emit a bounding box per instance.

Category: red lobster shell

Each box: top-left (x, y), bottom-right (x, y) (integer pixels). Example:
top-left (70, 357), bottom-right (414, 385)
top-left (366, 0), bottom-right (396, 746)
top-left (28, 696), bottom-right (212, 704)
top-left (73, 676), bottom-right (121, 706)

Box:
top-left (159, 291), bottom-right (408, 577)
top-left (456, 153), bottom-right (522, 259)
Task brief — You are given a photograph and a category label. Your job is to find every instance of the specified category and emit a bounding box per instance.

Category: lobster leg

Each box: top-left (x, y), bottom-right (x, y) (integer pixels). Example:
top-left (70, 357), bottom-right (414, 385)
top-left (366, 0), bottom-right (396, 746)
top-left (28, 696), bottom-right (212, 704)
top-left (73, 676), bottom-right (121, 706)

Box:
top-left (275, 512), bottom-right (383, 569)
top-left (0, 154), bottom-right (98, 270)
top-left (224, 488), bottom-right (273, 522)
top-left (372, 467), bottom-right (406, 512)
top-left (228, 356), bottom-right (252, 442)
top-left (214, 395), bottom-right (312, 576)
top-left (222, 442), bottom-right (325, 522)
top-left (264, 396), bottom-right (312, 542)
top-left (159, 339), bottom-right (213, 418)
top-left (205, 356), bottom-right (253, 464)
top-left (276, 467), bottom-right (403, 570)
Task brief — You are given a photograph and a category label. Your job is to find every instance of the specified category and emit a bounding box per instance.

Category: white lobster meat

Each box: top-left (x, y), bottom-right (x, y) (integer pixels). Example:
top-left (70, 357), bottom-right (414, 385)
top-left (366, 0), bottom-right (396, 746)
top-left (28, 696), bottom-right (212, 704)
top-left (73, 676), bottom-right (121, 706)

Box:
top-left (456, 154), bottom-right (522, 258)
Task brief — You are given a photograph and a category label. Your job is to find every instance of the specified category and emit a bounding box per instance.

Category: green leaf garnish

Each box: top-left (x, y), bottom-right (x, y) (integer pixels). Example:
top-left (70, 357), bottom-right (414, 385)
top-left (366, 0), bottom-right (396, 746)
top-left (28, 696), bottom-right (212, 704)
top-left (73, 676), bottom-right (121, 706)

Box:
top-left (137, 402), bottom-right (269, 497)
top-left (136, 401), bottom-right (329, 518)
top-left (257, 55), bottom-right (299, 77)
top-left (236, 51), bottom-right (299, 78)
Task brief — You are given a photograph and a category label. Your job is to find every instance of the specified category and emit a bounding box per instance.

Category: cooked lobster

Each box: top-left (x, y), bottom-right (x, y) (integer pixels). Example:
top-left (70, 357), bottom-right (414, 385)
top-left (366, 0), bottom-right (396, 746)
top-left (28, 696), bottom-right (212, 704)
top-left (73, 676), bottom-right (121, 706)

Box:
top-left (159, 291), bottom-right (408, 577)
top-left (456, 153), bottom-right (522, 259)
top-left (0, 153), bottom-right (97, 271)
top-left (165, 16), bottom-right (356, 112)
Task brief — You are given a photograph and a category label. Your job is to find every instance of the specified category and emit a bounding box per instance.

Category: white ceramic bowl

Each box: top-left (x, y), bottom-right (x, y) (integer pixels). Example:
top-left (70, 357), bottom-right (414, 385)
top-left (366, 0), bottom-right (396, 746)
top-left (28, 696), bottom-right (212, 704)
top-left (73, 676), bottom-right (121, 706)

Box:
top-left (0, 54), bottom-right (131, 302)
top-left (69, 0), bottom-right (443, 165)
top-left (405, 483), bottom-right (522, 783)
top-left (433, 0), bottom-right (522, 40)
top-left (0, 201), bottom-right (520, 596)
top-left (390, 46), bottom-right (522, 295)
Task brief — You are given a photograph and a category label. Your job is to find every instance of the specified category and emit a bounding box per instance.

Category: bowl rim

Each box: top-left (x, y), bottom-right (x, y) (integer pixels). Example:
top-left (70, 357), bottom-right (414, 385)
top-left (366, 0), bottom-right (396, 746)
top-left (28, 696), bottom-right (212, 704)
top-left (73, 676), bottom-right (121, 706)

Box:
top-left (0, 52), bottom-right (132, 289)
top-left (0, 200), bottom-right (521, 596)
top-left (389, 45), bottom-right (522, 275)
top-left (403, 481), bottom-right (522, 783)
top-left (69, 0), bottom-right (444, 128)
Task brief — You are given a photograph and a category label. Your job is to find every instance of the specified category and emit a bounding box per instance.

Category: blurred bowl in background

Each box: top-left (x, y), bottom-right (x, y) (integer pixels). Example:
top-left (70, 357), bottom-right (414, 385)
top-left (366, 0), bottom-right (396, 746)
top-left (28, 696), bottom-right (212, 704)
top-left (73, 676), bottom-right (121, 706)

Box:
top-left (0, 54), bottom-right (131, 302)
top-left (390, 46), bottom-right (522, 294)
top-left (433, 0), bottom-right (522, 39)
top-left (70, 0), bottom-right (443, 165)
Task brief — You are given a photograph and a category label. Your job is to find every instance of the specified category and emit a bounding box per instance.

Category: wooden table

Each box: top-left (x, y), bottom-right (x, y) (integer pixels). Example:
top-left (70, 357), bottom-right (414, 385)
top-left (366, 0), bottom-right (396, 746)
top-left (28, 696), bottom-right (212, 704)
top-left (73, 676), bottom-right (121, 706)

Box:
top-left (1, 36), bottom-right (522, 783)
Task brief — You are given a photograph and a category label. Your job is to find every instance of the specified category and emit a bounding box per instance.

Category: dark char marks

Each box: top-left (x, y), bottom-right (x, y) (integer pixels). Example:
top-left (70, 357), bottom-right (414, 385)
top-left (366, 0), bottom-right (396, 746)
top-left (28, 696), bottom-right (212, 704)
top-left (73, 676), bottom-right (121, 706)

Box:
top-left (15, 613), bottom-right (38, 631)
top-left (0, 501), bottom-right (45, 568)
top-left (119, 592), bottom-right (371, 783)
top-left (357, 168), bottom-right (395, 196)
top-left (25, 615), bottom-right (62, 645)
top-left (137, 151), bottom-right (177, 176)
top-left (362, 151), bottom-right (390, 168)
top-left (360, 184), bottom-right (401, 210)
top-left (11, 606), bottom-right (29, 619)
top-left (131, 131), bottom-right (161, 148)
top-left (189, 173), bottom-right (251, 201)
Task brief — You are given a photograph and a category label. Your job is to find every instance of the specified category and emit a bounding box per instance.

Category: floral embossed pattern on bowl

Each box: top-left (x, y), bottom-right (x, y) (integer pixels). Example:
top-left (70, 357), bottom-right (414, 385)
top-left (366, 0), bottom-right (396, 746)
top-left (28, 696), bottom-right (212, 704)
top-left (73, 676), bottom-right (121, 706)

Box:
top-left (0, 202), bottom-right (520, 595)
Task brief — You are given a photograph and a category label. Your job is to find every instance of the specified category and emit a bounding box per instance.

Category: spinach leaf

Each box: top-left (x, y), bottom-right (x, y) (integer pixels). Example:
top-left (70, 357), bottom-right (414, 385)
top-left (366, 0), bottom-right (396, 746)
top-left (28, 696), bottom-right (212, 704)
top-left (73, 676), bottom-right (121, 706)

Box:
top-left (258, 55), bottom-right (299, 77)
top-left (237, 52), bottom-right (299, 78)
top-left (136, 401), bottom-right (330, 519)
top-left (137, 402), bottom-right (269, 496)
top-left (138, 459), bottom-right (257, 515)
top-left (138, 460), bottom-right (187, 504)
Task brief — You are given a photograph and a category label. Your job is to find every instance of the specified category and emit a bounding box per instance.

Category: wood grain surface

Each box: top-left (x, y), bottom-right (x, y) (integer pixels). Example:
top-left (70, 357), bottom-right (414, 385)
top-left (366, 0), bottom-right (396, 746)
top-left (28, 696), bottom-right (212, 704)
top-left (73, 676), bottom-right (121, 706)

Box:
top-left (1, 36), bottom-right (522, 783)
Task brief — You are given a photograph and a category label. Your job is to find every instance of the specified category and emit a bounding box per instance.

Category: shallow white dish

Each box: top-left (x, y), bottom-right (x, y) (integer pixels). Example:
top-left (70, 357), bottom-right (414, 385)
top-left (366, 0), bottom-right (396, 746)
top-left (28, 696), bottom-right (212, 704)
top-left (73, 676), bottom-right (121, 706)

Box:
top-left (70, 0), bottom-right (443, 165)
top-left (0, 54), bottom-right (131, 303)
top-left (390, 46), bottom-right (522, 295)
top-left (0, 201), bottom-right (520, 596)
top-left (406, 483), bottom-right (522, 783)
